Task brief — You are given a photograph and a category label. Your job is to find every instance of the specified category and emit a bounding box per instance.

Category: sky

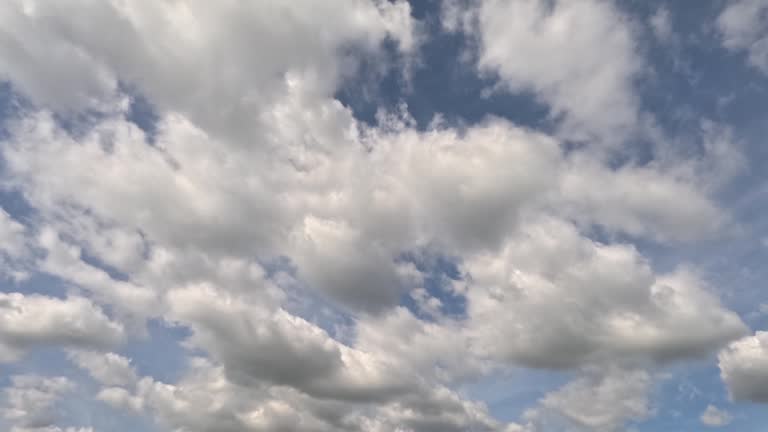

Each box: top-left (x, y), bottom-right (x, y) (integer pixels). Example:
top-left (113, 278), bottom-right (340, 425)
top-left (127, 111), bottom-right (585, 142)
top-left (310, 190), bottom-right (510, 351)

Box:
top-left (2, 0), bottom-right (768, 431)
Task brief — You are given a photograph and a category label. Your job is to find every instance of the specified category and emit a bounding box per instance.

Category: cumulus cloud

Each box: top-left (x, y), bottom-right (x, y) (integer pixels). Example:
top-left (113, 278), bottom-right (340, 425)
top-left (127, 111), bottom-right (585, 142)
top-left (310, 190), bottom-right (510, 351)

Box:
top-left (521, 367), bottom-right (653, 432)
top-left (80, 355), bottom-right (505, 432)
top-left (463, 216), bottom-right (746, 369)
top-left (0, 1), bottom-right (753, 431)
top-left (446, 0), bottom-right (642, 141)
top-left (0, 0), bottom-right (419, 119)
top-left (1, 375), bottom-right (94, 432)
top-left (2, 375), bottom-right (73, 430)
top-left (718, 0), bottom-right (768, 73)
top-left (0, 292), bottom-right (125, 362)
top-left (700, 404), bottom-right (733, 427)
top-left (719, 331), bottom-right (768, 403)
top-left (165, 284), bottom-right (416, 402)
top-left (557, 154), bottom-right (726, 242)
top-left (67, 351), bottom-right (138, 388)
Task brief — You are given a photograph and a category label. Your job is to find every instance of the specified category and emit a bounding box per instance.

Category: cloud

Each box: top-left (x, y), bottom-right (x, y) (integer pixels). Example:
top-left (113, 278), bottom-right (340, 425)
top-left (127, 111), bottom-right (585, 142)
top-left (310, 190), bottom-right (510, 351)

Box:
top-left (0, 1), bottom-right (754, 431)
top-left (82, 355), bottom-right (507, 432)
top-left (0, 0), bottom-right (418, 135)
top-left (36, 227), bottom-right (158, 320)
top-left (700, 404), bottom-right (733, 427)
top-left (557, 154), bottom-right (726, 242)
top-left (0, 208), bottom-right (27, 258)
top-left (719, 331), bottom-right (768, 403)
top-left (67, 351), bottom-right (138, 388)
top-left (0, 208), bottom-right (30, 280)
top-left (0, 292), bottom-right (125, 362)
top-left (1, 374), bottom-right (93, 432)
top-left (463, 216), bottom-right (747, 369)
top-left (2, 375), bottom-right (73, 429)
top-left (522, 367), bottom-right (653, 432)
top-left (165, 284), bottom-right (415, 402)
top-left (446, 0), bottom-right (642, 141)
top-left (718, 0), bottom-right (768, 73)
top-left (650, 6), bottom-right (673, 42)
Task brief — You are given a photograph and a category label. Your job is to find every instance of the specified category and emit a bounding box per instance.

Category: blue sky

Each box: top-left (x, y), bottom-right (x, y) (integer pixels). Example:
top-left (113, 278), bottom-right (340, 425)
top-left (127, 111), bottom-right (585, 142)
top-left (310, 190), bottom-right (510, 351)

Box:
top-left (2, 1), bottom-right (768, 431)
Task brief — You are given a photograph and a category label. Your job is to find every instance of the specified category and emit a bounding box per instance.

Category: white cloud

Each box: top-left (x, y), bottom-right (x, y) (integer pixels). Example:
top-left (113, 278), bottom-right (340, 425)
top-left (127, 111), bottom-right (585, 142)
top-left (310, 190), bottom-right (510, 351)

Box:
top-left (700, 404), bottom-right (733, 427)
top-left (37, 227), bottom-right (158, 320)
top-left (448, 0), bottom-right (642, 141)
top-left (718, 0), bottom-right (768, 73)
top-left (522, 367), bottom-right (653, 432)
top-left (557, 154), bottom-right (725, 242)
top-left (89, 356), bottom-right (507, 432)
top-left (67, 351), bottom-right (138, 388)
top-left (0, 68), bottom-right (741, 432)
top-left (1, 375), bottom-right (92, 432)
top-left (0, 1), bottom-right (752, 431)
top-left (463, 216), bottom-right (746, 369)
top-left (0, 208), bottom-right (30, 280)
top-left (0, 293), bottom-right (125, 362)
top-left (719, 331), bottom-right (768, 403)
top-left (650, 6), bottom-right (673, 42)
top-left (0, 208), bottom-right (27, 258)
top-left (0, 0), bottom-right (418, 135)
top-left (95, 387), bottom-right (143, 414)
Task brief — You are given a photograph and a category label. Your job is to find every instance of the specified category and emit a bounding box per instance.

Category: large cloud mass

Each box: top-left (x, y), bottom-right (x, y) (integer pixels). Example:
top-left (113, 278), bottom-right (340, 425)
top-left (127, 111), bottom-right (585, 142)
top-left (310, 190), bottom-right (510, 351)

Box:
top-left (0, 0), bottom-right (758, 431)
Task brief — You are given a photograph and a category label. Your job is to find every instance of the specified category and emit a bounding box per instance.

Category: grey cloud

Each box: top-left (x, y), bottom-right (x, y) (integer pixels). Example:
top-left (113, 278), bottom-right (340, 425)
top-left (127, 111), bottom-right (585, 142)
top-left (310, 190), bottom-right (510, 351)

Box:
top-left (0, 293), bottom-right (125, 362)
top-left (719, 331), bottom-right (768, 403)
top-left (166, 285), bottom-right (416, 403)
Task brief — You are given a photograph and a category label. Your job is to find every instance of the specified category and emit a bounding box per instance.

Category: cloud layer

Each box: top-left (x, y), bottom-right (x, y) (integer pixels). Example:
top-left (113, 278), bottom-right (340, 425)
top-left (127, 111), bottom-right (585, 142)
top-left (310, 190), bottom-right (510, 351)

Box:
top-left (0, 0), bottom-right (764, 431)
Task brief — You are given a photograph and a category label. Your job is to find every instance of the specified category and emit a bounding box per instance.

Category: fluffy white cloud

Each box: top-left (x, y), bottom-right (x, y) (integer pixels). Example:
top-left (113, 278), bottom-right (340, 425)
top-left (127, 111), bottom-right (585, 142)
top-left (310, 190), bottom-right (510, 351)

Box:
top-left (0, 67), bottom-right (741, 432)
top-left (165, 284), bottom-right (416, 402)
top-left (2, 375), bottom-right (94, 432)
top-left (718, 0), bottom-right (768, 73)
top-left (0, 0), bottom-right (418, 120)
top-left (2, 375), bottom-right (73, 430)
top-left (0, 293), bottom-right (125, 362)
top-left (700, 404), bottom-right (733, 427)
top-left (446, 0), bottom-right (642, 141)
top-left (83, 355), bottom-right (507, 432)
top-left (521, 368), bottom-right (653, 432)
top-left (0, 1), bottom-right (752, 431)
top-left (2, 106), bottom-right (727, 312)
top-left (719, 331), bottom-right (768, 403)
top-left (463, 216), bottom-right (746, 369)
top-left (37, 227), bottom-right (158, 321)
top-left (557, 154), bottom-right (725, 241)
top-left (67, 351), bottom-right (138, 388)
